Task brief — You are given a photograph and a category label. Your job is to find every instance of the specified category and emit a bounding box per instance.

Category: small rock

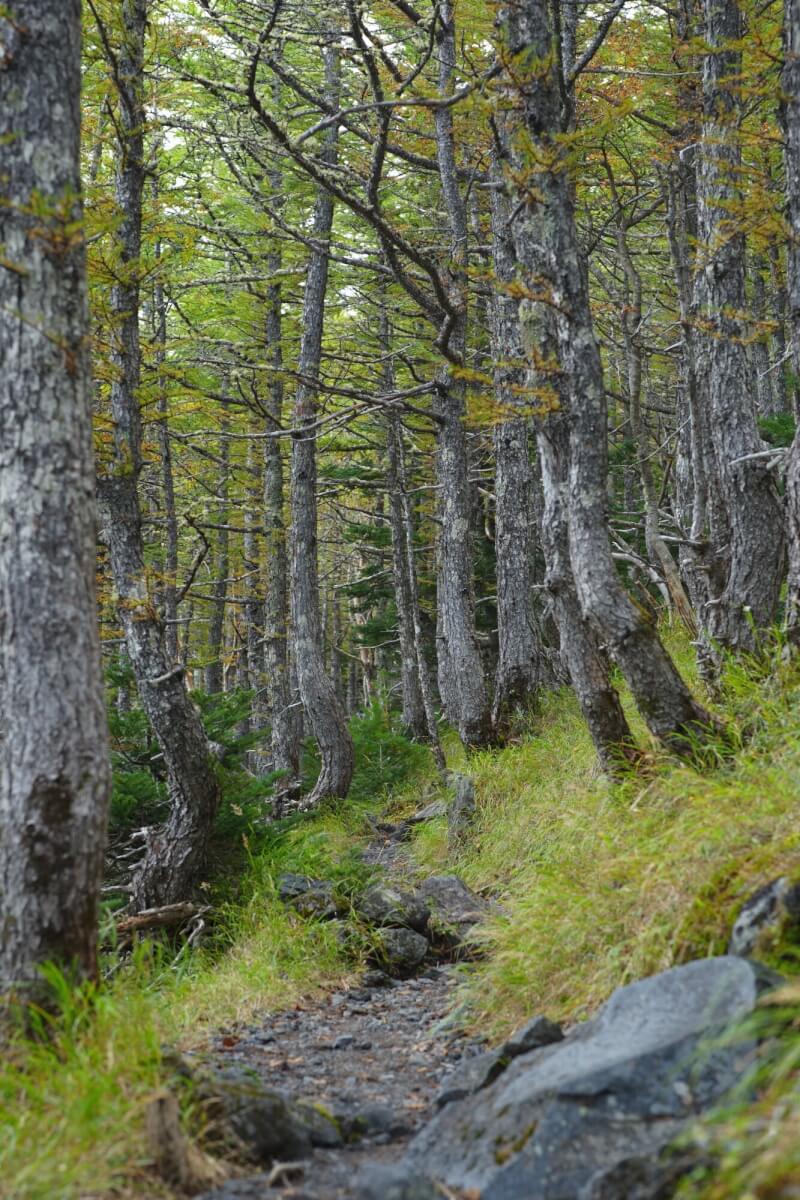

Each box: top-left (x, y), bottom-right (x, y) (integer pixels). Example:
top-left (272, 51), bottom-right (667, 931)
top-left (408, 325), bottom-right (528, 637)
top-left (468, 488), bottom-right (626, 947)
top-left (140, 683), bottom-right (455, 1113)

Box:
top-left (197, 1066), bottom-right (341, 1163)
top-left (436, 1015), bottom-right (563, 1108)
top-left (355, 1164), bottom-right (441, 1200)
top-left (409, 799), bottom-right (448, 824)
top-left (418, 874), bottom-right (489, 955)
top-left (357, 882), bottom-right (430, 933)
top-left (362, 968), bottom-right (393, 988)
top-left (447, 773), bottom-right (476, 848)
top-left (277, 873), bottom-right (339, 920)
top-left (334, 1034), bottom-right (355, 1050)
top-left (377, 927), bottom-right (429, 974)
top-left (295, 1100), bottom-right (343, 1148)
top-left (501, 1014), bottom-right (564, 1057)
top-left (729, 876), bottom-right (800, 956)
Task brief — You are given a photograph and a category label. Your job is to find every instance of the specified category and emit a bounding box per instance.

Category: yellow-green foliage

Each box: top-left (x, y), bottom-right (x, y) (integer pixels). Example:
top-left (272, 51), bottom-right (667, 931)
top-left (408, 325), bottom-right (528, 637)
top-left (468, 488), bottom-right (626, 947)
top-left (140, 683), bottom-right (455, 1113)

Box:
top-left (409, 635), bottom-right (800, 1036)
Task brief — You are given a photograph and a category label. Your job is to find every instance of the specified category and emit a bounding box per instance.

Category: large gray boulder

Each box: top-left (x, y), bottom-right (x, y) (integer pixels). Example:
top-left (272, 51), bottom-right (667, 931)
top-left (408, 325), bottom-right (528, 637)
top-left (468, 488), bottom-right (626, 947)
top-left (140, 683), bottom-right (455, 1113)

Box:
top-left (386, 957), bottom-right (778, 1200)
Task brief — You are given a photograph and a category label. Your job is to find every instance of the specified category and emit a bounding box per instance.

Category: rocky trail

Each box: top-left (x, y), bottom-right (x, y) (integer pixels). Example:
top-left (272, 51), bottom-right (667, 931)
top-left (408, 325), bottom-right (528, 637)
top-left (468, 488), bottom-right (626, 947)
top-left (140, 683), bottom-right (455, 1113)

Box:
top-left (173, 801), bottom-right (792, 1200)
top-left (183, 800), bottom-right (489, 1200)
top-left (197, 966), bottom-right (470, 1199)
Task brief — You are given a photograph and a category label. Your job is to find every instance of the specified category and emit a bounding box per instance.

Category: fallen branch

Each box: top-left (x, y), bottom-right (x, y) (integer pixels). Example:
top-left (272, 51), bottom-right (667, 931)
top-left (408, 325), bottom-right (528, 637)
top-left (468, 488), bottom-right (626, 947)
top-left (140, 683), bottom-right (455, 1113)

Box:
top-left (116, 902), bottom-right (211, 936)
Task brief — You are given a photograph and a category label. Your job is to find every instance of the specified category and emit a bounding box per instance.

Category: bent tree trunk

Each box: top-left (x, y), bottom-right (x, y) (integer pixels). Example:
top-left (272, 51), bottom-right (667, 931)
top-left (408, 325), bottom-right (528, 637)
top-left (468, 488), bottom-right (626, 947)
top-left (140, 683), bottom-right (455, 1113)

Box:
top-left (289, 43), bottom-right (354, 807)
top-left (101, 0), bottom-right (220, 908)
top-left (694, 0), bottom-right (785, 651)
top-left (536, 414), bottom-right (637, 771)
top-left (0, 0), bottom-right (111, 995)
top-left (499, 0), bottom-right (715, 756)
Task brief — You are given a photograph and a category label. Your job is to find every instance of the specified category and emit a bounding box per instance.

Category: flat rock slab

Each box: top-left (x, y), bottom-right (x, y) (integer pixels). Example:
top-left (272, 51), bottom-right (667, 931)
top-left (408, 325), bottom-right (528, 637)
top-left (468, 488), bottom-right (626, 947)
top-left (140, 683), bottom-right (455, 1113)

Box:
top-left (388, 957), bottom-right (778, 1200)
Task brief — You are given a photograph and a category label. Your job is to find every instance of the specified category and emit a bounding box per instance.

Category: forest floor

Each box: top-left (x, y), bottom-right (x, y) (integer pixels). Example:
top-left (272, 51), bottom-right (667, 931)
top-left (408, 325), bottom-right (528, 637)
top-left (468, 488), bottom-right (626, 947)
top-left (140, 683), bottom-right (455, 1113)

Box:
top-left (194, 825), bottom-right (483, 1200)
top-left (4, 633), bottom-right (800, 1199)
top-left (200, 968), bottom-right (461, 1199)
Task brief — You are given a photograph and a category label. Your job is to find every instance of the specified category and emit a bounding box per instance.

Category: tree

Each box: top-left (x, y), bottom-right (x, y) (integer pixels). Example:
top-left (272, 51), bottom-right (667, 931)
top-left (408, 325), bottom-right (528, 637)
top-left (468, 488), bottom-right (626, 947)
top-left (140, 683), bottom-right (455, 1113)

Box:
top-left (288, 38), bottom-right (355, 807)
top-left (0, 0), bottom-right (111, 994)
top-left (693, 0), bottom-right (785, 653)
top-left (497, 0), bottom-right (717, 757)
top-left (782, 0), bottom-right (800, 644)
top-left (97, 0), bottom-right (221, 907)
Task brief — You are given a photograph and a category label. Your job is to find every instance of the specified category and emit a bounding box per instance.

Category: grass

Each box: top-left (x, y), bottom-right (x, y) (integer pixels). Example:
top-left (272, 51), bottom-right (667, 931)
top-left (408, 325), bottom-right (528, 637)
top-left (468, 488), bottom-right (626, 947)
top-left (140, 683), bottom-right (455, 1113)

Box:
top-left (5, 636), bottom-right (800, 1197)
top-left (0, 707), bottom-right (435, 1200)
top-left (406, 631), bottom-right (800, 1037)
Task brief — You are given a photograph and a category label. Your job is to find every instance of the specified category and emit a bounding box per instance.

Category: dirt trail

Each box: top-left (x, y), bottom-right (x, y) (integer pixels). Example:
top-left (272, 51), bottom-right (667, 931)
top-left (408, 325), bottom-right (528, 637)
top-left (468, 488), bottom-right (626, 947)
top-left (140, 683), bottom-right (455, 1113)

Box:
top-left (197, 826), bottom-right (482, 1199)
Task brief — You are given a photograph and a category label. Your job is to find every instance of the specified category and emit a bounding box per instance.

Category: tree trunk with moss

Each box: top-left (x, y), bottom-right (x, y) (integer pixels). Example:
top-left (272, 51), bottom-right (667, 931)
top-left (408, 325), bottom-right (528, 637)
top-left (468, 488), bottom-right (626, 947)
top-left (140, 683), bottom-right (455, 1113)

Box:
top-left (0, 0), bottom-right (111, 996)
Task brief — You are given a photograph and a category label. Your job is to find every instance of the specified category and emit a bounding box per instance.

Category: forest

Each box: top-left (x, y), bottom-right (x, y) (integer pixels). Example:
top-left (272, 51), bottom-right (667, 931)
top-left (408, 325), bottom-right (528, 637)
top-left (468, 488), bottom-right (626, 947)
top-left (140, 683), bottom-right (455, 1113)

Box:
top-left (2, 0), bottom-right (800, 1196)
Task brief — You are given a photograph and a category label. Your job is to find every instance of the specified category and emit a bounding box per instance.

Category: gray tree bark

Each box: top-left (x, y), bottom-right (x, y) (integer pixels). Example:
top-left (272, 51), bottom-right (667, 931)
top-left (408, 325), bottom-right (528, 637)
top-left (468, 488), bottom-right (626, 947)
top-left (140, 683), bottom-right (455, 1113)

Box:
top-left (499, 0), bottom-right (716, 756)
top-left (782, 0), bottom-right (800, 642)
top-left (0, 0), bottom-right (111, 995)
top-left (289, 43), bottom-right (354, 807)
top-left (694, 0), bottom-right (785, 651)
top-left (433, 0), bottom-right (493, 747)
top-left (205, 429), bottom-right (230, 695)
top-left (489, 155), bottom-right (544, 732)
top-left (380, 301), bottom-right (427, 739)
top-left (263, 178), bottom-right (301, 780)
top-left (99, 0), bottom-right (220, 908)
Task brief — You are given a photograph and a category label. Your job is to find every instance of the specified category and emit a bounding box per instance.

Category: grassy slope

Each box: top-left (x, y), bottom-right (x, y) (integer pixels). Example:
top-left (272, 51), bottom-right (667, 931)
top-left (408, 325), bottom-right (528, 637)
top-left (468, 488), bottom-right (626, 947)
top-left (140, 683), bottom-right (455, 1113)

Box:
top-left (4, 641), bottom-right (800, 1197)
top-left (404, 631), bottom-right (800, 1195)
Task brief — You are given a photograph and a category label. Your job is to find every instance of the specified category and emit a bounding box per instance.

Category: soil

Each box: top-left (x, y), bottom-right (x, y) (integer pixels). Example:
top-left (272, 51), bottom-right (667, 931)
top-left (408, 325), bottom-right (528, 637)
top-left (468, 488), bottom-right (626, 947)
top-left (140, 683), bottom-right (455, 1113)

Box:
top-left (195, 824), bottom-right (483, 1199)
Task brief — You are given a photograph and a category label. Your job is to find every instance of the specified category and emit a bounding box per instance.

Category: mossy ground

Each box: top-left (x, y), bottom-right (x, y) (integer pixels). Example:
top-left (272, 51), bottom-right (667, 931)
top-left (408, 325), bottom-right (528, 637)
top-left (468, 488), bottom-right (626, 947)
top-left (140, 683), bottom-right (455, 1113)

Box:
top-left (4, 635), bottom-right (800, 1197)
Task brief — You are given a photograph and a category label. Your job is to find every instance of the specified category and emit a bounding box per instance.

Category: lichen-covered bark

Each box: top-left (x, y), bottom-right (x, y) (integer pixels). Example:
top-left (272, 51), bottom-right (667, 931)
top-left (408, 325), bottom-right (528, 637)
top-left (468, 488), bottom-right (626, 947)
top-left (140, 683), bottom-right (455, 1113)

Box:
top-left (289, 43), bottom-right (354, 807)
top-left (782, 0), bottom-right (800, 643)
top-left (489, 158), bottom-right (543, 731)
top-left (263, 168), bottom-right (301, 779)
top-left (433, 1), bottom-right (493, 748)
top-left (0, 0), bottom-right (111, 992)
top-left (499, 0), bottom-right (716, 756)
top-left (694, 0), bottom-right (785, 651)
top-left (100, 0), bottom-right (220, 907)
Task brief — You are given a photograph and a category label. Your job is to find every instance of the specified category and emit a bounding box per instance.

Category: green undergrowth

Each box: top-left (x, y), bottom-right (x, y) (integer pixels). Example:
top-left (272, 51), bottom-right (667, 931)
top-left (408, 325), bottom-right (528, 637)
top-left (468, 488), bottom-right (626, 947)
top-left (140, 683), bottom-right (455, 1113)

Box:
top-left (404, 630), bottom-right (800, 1034)
top-left (0, 705), bottom-right (435, 1200)
top-left (400, 630), bottom-right (800, 1198)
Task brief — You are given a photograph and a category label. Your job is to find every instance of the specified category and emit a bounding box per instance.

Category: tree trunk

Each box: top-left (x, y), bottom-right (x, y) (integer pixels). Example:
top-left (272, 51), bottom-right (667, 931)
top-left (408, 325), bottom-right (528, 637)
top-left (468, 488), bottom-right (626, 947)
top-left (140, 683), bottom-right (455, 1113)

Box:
top-left (380, 301), bottom-right (427, 738)
top-left (289, 42), bottom-right (354, 807)
top-left (100, 0), bottom-right (220, 908)
top-left (0, 0), bottom-right (111, 995)
top-left (499, 0), bottom-right (716, 757)
top-left (433, 0), bottom-right (493, 747)
top-left (606, 179), bottom-right (697, 636)
top-left (694, 0), bottom-right (785, 651)
top-left (205, 430), bottom-right (230, 694)
top-left (536, 415), bottom-right (638, 772)
top-left (489, 154), bottom-right (543, 731)
top-left (263, 174), bottom-right (301, 780)
top-left (782, 0), bottom-right (800, 642)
